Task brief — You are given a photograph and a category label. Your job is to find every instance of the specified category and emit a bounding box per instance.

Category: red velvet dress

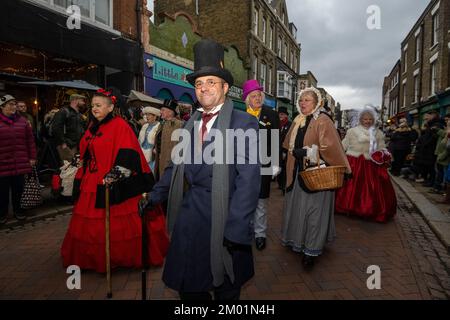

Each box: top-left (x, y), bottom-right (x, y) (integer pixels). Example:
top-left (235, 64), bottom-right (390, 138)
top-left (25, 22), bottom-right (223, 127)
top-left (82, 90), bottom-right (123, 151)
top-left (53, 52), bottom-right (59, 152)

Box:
top-left (61, 116), bottom-right (169, 272)
top-left (335, 155), bottom-right (397, 223)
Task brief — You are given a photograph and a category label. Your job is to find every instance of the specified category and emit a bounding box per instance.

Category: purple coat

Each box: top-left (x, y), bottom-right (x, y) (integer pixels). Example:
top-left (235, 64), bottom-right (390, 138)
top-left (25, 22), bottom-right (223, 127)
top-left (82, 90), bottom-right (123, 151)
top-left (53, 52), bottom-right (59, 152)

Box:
top-left (0, 113), bottom-right (37, 177)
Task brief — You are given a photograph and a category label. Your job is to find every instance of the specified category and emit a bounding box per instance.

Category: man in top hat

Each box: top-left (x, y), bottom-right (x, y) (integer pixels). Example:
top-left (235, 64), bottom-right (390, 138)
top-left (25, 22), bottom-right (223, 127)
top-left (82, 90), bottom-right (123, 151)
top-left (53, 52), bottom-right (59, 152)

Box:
top-left (242, 79), bottom-right (280, 251)
top-left (142, 39), bottom-right (261, 300)
top-left (278, 106), bottom-right (291, 193)
top-left (154, 99), bottom-right (184, 181)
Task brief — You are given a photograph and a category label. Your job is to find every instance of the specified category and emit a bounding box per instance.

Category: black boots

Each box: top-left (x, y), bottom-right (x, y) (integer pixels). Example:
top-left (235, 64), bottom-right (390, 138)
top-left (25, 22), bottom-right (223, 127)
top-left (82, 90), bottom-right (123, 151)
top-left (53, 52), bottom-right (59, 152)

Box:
top-left (302, 255), bottom-right (315, 269)
top-left (255, 237), bottom-right (266, 251)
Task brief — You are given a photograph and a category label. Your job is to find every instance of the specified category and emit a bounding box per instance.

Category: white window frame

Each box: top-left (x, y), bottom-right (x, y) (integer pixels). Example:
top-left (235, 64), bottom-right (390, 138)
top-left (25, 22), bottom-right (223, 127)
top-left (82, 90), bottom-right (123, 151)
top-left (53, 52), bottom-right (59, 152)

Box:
top-left (29, 0), bottom-right (115, 32)
top-left (402, 82), bottom-right (407, 107)
top-left (402, 49), bottom-right (408, 73)
top-left (431, 12), bottom-right (439, 48)
top-left (415, 35), bottom-right (420, 63)
top-left (413, 75), bottom-right (419, 103)
top-left (253, 7), bottom-right (259, 37)
top-left (269, 26), bottom-right (274, 50)
top-left (268, 66), bottom-right (273, 95)
top-left (278, 36), bottom-right (282, 57)
top-left (277, 71), bottom-right (292, 100)
top-left (430, 61), bottom-right (437, 95)
top-left (260, 63), bottom-right (267, 91)
top-left (253, 57), bottom-right (258, 80)
top-left (262, 18), bottom-right (267, 43)
top-left (283, 42), bottom-right (288, 63)
top-left (290, 50), bottom-right (294, 69)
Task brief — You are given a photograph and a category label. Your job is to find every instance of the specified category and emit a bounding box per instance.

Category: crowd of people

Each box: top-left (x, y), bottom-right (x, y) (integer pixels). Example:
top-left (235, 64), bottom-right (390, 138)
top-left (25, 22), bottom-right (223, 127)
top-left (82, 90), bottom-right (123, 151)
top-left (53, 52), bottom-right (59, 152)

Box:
top-left (3, 38), bottom-right (449, 301)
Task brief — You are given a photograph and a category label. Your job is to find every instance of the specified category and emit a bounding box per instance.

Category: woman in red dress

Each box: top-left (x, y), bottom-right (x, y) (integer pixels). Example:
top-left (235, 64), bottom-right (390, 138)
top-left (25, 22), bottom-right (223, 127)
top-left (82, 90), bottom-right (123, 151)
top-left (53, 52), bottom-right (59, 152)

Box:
top-left (61, 89), bottom-right (168, 272)
top-left (335, 107), bottom-right (396, 223)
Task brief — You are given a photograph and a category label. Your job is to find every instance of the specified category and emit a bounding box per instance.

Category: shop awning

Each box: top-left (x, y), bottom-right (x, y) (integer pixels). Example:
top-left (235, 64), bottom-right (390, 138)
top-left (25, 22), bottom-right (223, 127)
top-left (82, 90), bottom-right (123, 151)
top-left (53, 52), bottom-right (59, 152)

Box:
top-left (18, 80), bottom-right (100, 91)
top-left (127, 90), bottom-right (163, 105)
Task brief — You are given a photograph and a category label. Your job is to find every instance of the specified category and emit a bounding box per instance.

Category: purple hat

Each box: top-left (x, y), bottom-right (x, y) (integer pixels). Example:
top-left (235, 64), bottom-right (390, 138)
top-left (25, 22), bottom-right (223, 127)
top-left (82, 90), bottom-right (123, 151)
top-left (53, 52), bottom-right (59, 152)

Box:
top-left (242, 79), bottom-right (264, 101)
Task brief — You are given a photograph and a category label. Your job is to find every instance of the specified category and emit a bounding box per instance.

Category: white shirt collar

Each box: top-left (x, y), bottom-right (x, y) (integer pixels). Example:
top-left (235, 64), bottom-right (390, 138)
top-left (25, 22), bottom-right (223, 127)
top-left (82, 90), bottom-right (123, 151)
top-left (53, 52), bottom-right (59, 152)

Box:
top-left (197, 103), bottom-right (224, 114)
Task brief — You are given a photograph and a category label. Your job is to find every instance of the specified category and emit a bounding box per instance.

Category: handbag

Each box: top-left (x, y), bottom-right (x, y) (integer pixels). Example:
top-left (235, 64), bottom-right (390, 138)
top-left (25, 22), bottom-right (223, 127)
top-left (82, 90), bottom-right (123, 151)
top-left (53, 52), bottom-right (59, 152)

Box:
top-left (20, 166), bottom-right (43, 210)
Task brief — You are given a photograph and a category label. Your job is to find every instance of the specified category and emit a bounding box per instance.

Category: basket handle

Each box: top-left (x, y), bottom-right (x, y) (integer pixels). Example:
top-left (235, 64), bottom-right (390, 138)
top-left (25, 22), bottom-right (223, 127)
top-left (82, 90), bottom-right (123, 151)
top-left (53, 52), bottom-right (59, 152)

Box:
top-left (316, 149), bottom-right (321, 169)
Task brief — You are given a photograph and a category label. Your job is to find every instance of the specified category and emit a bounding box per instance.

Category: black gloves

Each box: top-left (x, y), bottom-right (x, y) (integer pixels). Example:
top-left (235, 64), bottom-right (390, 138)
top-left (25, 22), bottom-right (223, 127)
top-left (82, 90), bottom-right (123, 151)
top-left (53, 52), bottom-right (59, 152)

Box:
top-left (292, 148), bottom-right (306, 161)
top-left (138, 194), bottom-right (152, 217)
top-left (344, 172), bottom-right (353, 181)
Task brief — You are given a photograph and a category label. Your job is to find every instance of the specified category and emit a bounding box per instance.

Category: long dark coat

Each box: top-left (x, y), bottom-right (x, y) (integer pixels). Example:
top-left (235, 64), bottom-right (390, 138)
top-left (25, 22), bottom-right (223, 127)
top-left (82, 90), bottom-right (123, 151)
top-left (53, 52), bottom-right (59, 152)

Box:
top-left (257, 106), bottom-right (280, 199)
top-left (150, 108), bottom-right (261, 292)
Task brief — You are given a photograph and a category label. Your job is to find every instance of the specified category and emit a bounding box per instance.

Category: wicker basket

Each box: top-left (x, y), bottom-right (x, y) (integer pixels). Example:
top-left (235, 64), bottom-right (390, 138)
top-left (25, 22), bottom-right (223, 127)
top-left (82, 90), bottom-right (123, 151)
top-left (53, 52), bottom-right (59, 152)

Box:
top-left (299, 150), bottom-right (347, 191)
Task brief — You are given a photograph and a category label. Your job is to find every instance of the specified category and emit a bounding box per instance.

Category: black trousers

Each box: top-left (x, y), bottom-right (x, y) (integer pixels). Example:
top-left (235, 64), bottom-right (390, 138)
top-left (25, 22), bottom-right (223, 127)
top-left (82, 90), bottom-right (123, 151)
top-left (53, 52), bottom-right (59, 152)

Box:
top-left (391, 149), bottom-right (409, 175)
top-left (0, 175), bottom-right (25, 218)
top-left (179, 277), bottom-right (241, 301)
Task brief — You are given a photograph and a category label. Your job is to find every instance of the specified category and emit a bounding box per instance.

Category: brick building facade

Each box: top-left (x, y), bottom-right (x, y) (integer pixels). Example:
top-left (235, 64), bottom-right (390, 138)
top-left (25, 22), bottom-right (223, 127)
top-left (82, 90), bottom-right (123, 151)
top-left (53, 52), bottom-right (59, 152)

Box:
top-left (396, 0), bottom-right (450, 126)
top-left (154, 0), bottom-right (301, 113)
top-left (382, 60), bottom-right (401, 124)
top-left (0, 0), bottom-right (149, 114)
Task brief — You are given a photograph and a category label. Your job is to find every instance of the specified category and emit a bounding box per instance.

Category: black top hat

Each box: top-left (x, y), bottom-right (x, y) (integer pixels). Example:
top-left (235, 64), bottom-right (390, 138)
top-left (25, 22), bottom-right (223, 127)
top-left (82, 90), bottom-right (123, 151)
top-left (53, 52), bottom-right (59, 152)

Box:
top-left (162, 99), bottom-right (178, 115)
top-left (278, 107), bottom-right (289, 115)
top-left (186, 39), bottom-right (234, 87)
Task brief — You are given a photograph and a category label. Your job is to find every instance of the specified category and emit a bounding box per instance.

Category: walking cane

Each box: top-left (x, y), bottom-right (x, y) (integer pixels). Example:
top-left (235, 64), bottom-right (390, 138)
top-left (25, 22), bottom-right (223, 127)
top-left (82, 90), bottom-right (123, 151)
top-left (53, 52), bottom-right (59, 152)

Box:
top-left (105, 185), bottom-right (113, 299)
top-left (140, 193), bottom-right (149, 300)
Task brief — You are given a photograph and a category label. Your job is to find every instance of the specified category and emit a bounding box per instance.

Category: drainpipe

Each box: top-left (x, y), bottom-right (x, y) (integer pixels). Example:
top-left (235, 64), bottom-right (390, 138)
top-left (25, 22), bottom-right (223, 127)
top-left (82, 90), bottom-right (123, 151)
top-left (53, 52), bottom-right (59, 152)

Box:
top-left (136, 0), bottom-right (144, 91)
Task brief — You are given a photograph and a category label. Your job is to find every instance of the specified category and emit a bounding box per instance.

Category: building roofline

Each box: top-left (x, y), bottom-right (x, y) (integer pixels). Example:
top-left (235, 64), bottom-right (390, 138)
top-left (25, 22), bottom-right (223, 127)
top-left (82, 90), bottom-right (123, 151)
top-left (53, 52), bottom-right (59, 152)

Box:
top-left (401, 0), bottom-right (439, 46)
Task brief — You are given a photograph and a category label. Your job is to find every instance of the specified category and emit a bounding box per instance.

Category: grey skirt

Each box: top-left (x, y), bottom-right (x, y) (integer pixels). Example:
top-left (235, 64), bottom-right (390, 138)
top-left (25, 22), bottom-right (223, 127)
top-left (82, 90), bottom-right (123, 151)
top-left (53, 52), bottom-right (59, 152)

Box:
top-left (281, 179), bottom-right (336, 256)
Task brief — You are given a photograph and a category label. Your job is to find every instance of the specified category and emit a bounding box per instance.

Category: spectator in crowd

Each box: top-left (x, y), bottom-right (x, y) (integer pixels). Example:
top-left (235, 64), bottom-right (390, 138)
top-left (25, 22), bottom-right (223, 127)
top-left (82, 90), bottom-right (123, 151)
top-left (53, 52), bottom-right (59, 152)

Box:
top-left (413, 111), bottom-right (443, 186)
top-left (154, 99), bottom-right (184, 181)
top-left (431, 114), bottom-right (450, 194)
top-left (139, 106), bottom-right (161, 174)
top-left (17, 101), bottom-right (35, 134)
top-left (278, 107), bottom-right (291, 193)
top-left (0, 95), bottom-right (37, 224)
top-left (52, 94), bottom-right (87, 163)
top-left (389, 118), bottom-right (416, 176)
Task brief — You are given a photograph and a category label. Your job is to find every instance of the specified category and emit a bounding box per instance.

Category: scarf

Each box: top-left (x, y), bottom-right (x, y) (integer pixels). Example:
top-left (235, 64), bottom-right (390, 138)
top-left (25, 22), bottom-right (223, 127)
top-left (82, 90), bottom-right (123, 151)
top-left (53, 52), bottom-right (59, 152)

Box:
top-left (246, 106), bottom-right (261, 119)
top-left (288, 106), bottom-right (325, 153)
top-left (280, 117), bottom-right (289, 128)
top-left (167, 98), bottom-right (234, 287)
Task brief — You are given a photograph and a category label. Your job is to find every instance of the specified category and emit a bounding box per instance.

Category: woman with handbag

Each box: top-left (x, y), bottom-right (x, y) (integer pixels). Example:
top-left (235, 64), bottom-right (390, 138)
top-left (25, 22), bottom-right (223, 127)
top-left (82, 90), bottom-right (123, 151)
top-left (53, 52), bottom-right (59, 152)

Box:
top-left (61, 89), bottom-right (169, 273)
top-left (335, 106), bottom-right (397, 223)
top-left (281, 87), bottom-right (351, 269)
top-left (0, 94), bottom-right (37, 224)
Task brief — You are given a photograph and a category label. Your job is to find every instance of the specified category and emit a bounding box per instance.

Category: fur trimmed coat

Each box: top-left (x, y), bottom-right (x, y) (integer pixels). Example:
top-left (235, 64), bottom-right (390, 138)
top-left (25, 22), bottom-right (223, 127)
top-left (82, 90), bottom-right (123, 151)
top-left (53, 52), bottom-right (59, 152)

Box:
top-left (342, 125), bottom-right (386, 160)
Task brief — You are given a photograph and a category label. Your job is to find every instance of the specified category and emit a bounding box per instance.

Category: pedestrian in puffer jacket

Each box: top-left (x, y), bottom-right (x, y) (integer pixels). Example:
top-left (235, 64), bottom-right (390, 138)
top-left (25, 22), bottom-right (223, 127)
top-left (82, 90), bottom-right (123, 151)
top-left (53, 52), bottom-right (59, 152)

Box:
top-left (0, 94), bottom-right (37, 224)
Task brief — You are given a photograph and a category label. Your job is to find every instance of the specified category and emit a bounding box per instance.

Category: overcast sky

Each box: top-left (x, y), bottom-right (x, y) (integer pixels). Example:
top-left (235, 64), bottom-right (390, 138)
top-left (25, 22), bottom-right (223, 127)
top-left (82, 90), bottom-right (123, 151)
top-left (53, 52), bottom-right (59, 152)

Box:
top-left (286, 0), bottom-right (429, 109)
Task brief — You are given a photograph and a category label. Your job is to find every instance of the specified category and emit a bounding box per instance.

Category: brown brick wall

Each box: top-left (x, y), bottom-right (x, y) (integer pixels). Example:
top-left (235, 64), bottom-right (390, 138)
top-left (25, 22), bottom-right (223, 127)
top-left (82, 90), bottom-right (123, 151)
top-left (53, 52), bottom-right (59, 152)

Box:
top-left (114, 0), bottom-right (139, 41)
top-left (399, 0), bottom-right (450, 111)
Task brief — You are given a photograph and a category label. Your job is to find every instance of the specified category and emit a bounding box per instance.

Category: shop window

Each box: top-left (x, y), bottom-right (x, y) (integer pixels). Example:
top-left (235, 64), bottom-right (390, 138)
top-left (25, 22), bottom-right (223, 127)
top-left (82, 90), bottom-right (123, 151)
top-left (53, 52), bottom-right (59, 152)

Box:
top-left (157, 88), bottom-right (174, 100)
top-left (32, 0), bottom-right (112, 28)
top-left (277, 71), bottom-right (292, 100)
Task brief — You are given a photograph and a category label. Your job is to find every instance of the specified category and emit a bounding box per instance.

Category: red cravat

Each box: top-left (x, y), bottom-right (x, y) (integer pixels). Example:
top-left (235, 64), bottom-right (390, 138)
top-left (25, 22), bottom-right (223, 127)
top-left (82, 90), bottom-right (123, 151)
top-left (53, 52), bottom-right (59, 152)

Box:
top-left (201, 111), bottom-right (219, 143)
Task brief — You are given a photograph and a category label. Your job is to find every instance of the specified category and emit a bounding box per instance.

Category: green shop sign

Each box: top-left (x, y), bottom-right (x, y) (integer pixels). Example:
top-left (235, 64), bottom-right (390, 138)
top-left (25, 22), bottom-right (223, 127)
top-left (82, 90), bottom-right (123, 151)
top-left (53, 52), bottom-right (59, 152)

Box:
top-left (153, 57), bottom-right (193, 89)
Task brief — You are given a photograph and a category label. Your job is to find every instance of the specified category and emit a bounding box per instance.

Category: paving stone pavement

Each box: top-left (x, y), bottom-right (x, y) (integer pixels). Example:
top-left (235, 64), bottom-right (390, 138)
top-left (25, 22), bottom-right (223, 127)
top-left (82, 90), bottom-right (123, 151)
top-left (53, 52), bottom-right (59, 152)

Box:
top-left (0, 184), bottom-right (449, 300)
